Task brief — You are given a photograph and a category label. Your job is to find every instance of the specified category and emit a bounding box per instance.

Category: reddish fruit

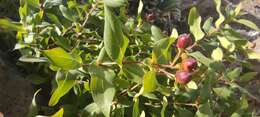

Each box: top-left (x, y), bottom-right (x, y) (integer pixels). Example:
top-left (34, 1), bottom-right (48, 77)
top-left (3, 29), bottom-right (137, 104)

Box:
top-left (182, 58), bottom-right (198, 72)
top-left (176, 34), bottom-right (192, 49)
top-left (175, 71), bottom-right (192, 84)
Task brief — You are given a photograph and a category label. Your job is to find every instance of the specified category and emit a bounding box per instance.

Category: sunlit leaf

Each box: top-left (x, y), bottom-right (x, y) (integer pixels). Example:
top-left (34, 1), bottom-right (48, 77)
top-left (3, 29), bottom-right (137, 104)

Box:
top-left (213, 87), bottom-right (232, 99)
top-left (214, 0), bottom-right (225, 29)
top-left (0, 19), bottom-right (25, 32)
top-left (240, 72), bottom-right (257, 82)
top-left (234, 19), bottom-right (260, 31)
top-left (187, 80), bottom-right (198, 90)
top-left (43, 47), bottom-right (82, 70)
top-left (48, 70), bottom-right (77, 106)
top-left (226, 68), bottom-right (240, 80)
top-left (27, 89), bottom-right (41, 117)
top-left (51, 108), bottom-right (64, 117)
top-left (211, 47), bottom-right (223, 61)
top-left (104, 6), bottom-right (129, 65)
top-left (104, 0), bottom-right (127, 8)
top-left (217, 36), bottom-right (235, 52)
top-left (152, 38), bottom-right (175, 64)
top-left (189, 51), bottom-right (213, 66)
top-left (247, 49), bottom-right (260, 60)
top-left (188, 7), bottom-right (205, 41)
top-left (88, 64), bottom-right (116, 117)
top-left (143, 70), bottom-right (158, 94)
top-left (151, 25), bottom-right (164, 41)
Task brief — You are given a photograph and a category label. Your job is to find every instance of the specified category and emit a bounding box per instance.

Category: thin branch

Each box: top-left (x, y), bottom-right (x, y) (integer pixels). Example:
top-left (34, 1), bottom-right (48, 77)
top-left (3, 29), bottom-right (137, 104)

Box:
top-left (81, 2), bottom-right (98, 28)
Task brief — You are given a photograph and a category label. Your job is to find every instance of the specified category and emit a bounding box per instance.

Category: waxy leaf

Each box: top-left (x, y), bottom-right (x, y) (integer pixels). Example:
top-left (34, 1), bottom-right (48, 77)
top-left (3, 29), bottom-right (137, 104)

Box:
top-left (217, 36), bottom-right (235, 52)
top-left (104, 0), bottom-right (127, 8)
top-left (214, 0), bottom-right (225, 29)
top-left (151, 25), bottom-right (164, 41)
top-left (51, 108), bottom-right (64, 117)
top-left (234, 19), bottom-right (260, 31)
top-left (43, 47), bottom-right (82, 70)
top-left (189, 51), bottom-right (213, 66)
top-left (188, 7), bottom-right (205, 41)
top-left (213, 87), bottom-right (232, 99)
top-left (247, 49), bottom-right (260, 60)
top-left (211, 47), bottom-right (223, 61)
top-left (104, 6), bottom-right (129, 65)
top-left (88, 64), bottom-right (116, 117)
top-left (59, 5), bottom-right (76, 22)
top-left (143, 70), bottom-right (158, 94)
top-left (203, 17), bottom-right (214, 34)
top-left (240, 72), bottom-right (257, 82)
top-left (226, 68), bottom-right (240, 80)
top-left (0, 19), bottom-right (25, 32)
top-left (195, 102), bottom-right (213, 117)
top-left (48, 71), bottom-right (77, 106)
top-left (122, 58), bottom-right (144, 83)
top-left (152, 38), bottom-right (175, 64)
top-left (27, 89), bottom-right (41, 117)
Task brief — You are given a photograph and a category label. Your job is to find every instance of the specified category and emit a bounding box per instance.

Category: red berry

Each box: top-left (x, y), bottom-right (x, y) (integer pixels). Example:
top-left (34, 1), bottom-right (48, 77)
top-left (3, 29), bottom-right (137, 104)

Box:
top-left (175, 71), bottom-right (192, 84)
top-left (182, 58), bottom-right (197, 72)
top-left (176, 34), bottom-right (192, 49)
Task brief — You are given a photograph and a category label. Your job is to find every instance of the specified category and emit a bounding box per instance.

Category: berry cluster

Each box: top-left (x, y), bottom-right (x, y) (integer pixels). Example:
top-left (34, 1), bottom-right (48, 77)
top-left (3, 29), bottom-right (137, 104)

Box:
top-left (175, 34), bottom-right (198, 84)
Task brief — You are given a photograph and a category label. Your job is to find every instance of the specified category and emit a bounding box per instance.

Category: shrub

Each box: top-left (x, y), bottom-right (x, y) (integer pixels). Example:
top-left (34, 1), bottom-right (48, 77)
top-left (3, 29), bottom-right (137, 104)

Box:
top-left (0, 0), bottom-right (260, 116)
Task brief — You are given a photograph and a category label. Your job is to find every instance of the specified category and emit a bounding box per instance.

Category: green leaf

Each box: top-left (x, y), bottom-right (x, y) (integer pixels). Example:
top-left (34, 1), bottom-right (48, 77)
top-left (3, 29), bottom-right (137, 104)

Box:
top-left (189, 51), bottom-right (213, 66)
top-left (170, 28), bottom-right (178, 39)
top-left (0, 19), bottom-right (25, 32)
top-left (226, 68), bottom-right (240, 80)
top-left (176, 108), bottom-right (193, 117)
top-left (211, 47), bottom-right (223, 61)
top-left (82, 103), bottom-right (101, 116)
top-left (43, 0), bottom-right (62, 9)
top-left (137, 0), bottom-right (143, 27)
top-left (195, 102), bottom-right (213, 117)
top-left (88, 64), bottom-right (116, 117)
top-left (59, 5), bottom-right (76, 22)
top-left (51, 108), bottom-right (64, 117)
top-left (200, 69), bottom-right (214, 103)
top-left (152, 38), bottom-right (175, 64)
top-left (104, 0), bottom-right (127, 8)
top-left (143, 70), bottom-right (158, 94)
top-left (203, 17), bottom-right (214, 34)
top-left (104, 6), bottom-right (129, 65)
top-left (214, 0), bottom-right (225, 29)
top-left (234, 3), bottom-right (242, 16)
top-left (240, 72), bottom-right (257, 82)
top-left (140, 111), bottom-right (146, 117)
top-left (213, 87), bottom-right (232, 99)
top-left (48, 71), bottom-right (77, 106)
top-left (188, 7), bottom-right (205, 41)
top-left (46, 13), bottom-right (63, 27)
top-left (133, 99), bottom-right (140, 117)
top-left (19, 56), bottom-right (48, 63)
top-left (43, 47), bottom-right (82, 70)
top-left (151, 25), bottom-right (164, 41)
top-left (122, 58), bottom-right (144, 83)
top-left (217, 36), bottom-right (235, 52)
top-left (247, 49), bottom-right (260, 60)
top-left (27, 89), bottom-right (41, 117)
top-left (187, 80), bottom-right (198, 90)
top-left (51, 32), bottom-right (71, 51)
top-left (161, 97), bottom-right (168, 117)
top-left (234, 19), bottom-right (260, 31)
